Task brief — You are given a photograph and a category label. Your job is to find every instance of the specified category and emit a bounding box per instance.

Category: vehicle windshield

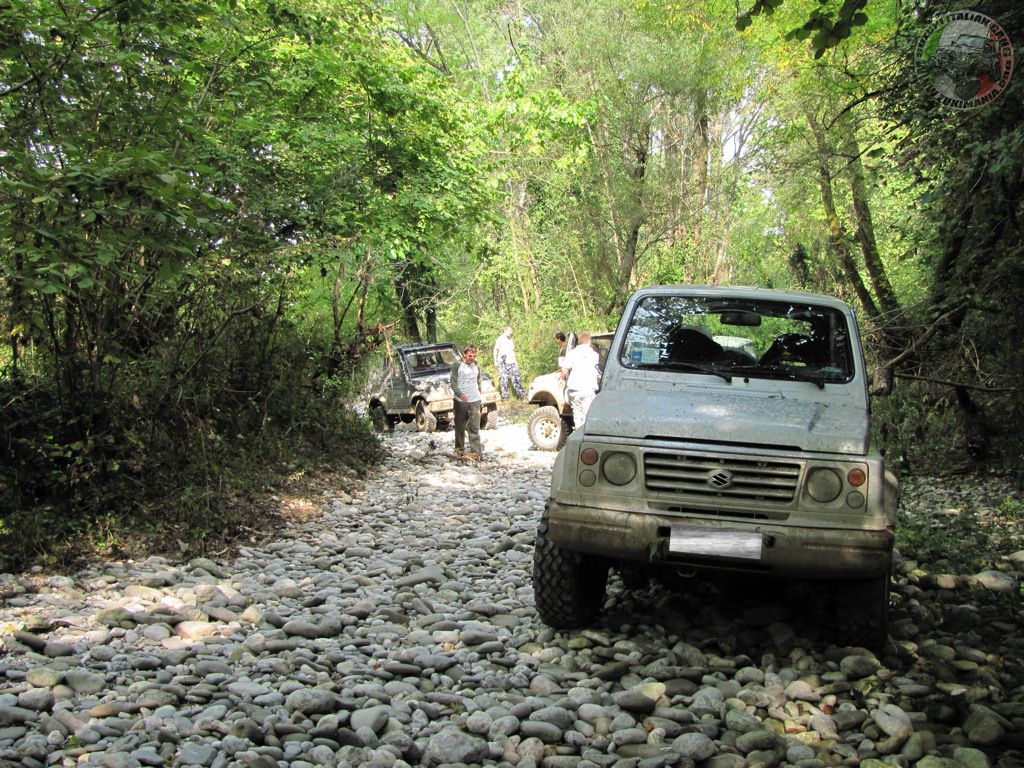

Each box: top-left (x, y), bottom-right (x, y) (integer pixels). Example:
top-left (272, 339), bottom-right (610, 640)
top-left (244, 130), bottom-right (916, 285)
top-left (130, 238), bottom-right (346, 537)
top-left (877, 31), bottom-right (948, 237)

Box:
top-left (619, 296), bottom-right (855, 385)
top-left (402, 346), bottom-right (459, 374)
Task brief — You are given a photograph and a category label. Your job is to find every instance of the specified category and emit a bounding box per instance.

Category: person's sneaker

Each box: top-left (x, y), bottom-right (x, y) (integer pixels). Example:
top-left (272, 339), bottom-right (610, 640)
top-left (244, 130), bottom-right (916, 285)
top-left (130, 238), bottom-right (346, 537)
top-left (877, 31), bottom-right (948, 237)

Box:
top-left (463, 452), bottom-right (482, 462)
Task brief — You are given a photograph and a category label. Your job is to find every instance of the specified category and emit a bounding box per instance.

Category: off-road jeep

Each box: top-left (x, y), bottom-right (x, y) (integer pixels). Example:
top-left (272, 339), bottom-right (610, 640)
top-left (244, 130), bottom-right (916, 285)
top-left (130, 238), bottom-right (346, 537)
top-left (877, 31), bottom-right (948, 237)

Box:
top-left (533, 286), bottom-right (898, 648)
top-left (368, 343), bottom-right (499, 432)
top-left (526, 333), bottom-right (614, 451)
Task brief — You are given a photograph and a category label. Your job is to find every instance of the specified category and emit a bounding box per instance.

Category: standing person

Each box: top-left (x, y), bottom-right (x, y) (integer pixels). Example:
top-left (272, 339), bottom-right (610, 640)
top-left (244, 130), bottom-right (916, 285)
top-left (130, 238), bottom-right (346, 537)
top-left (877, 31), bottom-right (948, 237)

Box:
top-left (450, 344), bottom-right (484, 459)
top-left (560, 331), bottom-right (601, 429)
top-left (493, 325), bottom-right (526, 400)
top-left (554, 332), bottom-right (568, 365)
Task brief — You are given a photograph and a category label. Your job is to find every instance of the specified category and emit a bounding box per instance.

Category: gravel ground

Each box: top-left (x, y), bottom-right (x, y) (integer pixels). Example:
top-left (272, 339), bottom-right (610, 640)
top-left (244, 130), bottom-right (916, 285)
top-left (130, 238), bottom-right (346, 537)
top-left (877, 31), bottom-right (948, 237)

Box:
top-left (1, 422), bottom-right (1022, 768)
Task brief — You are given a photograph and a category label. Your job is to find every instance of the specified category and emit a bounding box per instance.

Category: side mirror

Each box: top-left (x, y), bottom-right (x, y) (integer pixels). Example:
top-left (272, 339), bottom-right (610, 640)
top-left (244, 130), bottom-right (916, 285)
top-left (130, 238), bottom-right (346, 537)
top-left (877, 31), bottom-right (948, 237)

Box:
top-left (869, 366), bottom-right (894, 397)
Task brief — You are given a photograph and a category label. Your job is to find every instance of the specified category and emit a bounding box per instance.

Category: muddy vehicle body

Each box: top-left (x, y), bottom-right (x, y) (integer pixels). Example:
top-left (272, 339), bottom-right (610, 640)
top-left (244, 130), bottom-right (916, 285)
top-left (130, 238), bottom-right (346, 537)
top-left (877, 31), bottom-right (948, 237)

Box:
top-left (525, 333), bottom-right (614, 451)
top-left (533, 286), bottom-right (898, 648)
top-left (369, 343), bottom-right (499, 432)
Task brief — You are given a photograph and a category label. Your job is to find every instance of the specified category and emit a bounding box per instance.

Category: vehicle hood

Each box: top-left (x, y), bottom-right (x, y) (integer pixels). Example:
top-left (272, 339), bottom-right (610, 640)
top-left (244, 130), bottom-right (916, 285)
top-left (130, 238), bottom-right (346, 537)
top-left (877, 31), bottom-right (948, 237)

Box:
top-left (412, 373), bottom-right (453, 392)
top-left (584, 387), bottom-right (869, 455)
top-left (412, 371), bottom-right (496, 392)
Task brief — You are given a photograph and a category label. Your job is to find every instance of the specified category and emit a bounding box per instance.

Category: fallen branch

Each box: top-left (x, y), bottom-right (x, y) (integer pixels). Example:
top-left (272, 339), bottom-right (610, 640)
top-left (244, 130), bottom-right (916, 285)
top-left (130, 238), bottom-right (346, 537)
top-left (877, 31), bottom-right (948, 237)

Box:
top-left (895, 372), bottom-right (1015, 393)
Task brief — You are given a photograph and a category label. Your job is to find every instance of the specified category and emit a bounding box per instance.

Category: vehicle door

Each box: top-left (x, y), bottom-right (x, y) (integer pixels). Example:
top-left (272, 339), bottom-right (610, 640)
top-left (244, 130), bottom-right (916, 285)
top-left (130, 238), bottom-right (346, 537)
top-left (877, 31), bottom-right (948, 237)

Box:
top-left (389, 352), bottom-right (416, 414)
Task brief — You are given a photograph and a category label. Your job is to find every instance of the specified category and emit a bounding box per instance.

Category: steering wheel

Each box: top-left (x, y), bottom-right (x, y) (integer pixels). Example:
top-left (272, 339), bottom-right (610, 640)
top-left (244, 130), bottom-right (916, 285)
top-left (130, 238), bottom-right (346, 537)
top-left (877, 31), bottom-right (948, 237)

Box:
top-left (759, 333), bottom-right (815, 366)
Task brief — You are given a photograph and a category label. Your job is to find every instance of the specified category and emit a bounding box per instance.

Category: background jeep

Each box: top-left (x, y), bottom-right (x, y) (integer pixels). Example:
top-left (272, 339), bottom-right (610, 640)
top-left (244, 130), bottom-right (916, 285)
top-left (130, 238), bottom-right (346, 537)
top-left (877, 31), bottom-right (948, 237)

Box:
top-left (532, 286), bottom-right (899, 649)
top-left (368, 343), bottom-right (499, 432)
top-left (526, 332), bottom-right (614, 451)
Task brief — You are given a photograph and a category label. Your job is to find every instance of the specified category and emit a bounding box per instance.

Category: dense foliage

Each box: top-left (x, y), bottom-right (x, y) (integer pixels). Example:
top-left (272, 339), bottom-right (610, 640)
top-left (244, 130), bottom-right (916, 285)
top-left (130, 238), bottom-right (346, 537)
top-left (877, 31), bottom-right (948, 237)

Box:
top-left (2, 0), bottom-right (1021, 569)
top-left (0, 0), bottom-right (491, 569)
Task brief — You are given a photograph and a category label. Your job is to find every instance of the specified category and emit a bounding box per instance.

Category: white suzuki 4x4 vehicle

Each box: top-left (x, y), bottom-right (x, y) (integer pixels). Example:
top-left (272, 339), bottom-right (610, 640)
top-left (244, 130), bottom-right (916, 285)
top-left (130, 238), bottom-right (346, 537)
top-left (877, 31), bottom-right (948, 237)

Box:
top-left (533, 286), bottom-right (898, 649)
top-left (526, 332), bottom-right (615, 451)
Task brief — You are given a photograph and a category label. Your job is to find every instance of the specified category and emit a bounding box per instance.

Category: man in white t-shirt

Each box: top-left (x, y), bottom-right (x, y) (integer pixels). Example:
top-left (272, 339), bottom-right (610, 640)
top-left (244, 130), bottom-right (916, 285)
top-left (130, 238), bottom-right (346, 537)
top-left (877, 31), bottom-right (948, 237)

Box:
top-left (560, 331), bottom-right (601, 429)
top-left (493, 325), bottom-right (526, 400)
top-left (449, 344), bottom-right (483, 458)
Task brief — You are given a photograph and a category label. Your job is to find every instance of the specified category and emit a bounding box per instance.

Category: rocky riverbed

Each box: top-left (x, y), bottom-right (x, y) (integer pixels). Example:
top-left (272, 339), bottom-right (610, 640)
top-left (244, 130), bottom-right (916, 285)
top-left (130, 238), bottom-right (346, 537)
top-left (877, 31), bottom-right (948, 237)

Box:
top-left (1, 424), bottom-right (1022, 768)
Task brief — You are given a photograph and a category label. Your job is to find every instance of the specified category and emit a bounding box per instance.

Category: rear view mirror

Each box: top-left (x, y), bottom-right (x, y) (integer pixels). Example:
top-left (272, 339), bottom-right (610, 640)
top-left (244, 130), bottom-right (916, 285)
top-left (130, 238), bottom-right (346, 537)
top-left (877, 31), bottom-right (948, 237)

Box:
top-left (720, 310), bottom-right (762, 327)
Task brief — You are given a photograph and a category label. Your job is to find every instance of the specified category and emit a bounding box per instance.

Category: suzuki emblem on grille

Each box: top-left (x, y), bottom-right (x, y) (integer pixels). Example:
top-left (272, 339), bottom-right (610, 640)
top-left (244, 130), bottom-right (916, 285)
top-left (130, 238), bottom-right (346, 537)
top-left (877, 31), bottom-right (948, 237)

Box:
top-left (708, 470), bottom-right (733, 489)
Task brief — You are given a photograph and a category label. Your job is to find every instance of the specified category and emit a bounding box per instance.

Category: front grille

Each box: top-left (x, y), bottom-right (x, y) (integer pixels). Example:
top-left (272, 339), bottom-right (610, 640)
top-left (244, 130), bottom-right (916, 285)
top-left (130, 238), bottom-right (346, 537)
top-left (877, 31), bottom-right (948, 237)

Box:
top-left (644, 452), bottom-right (801, 503)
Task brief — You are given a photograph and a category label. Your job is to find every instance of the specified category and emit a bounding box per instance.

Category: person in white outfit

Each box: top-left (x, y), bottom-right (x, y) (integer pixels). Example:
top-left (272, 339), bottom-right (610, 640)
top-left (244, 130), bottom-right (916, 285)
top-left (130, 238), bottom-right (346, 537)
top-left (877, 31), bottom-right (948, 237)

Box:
top-left (493, 325), bottom-right (526, 400)
top-left (560, 331), bottom-right (601, 429)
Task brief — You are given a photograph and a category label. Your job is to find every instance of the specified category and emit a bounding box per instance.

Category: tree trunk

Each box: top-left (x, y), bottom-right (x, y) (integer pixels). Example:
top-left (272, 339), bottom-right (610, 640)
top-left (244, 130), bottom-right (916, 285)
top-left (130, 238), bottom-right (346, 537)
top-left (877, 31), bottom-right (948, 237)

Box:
top-left (394, 267), bottom-right (421, 342)
top-left (806, 111), bottom-right (880, 321)
top-left (603, 122), bottom-right (650, 316)
top-left (839, 119), bottom-right (901, 324)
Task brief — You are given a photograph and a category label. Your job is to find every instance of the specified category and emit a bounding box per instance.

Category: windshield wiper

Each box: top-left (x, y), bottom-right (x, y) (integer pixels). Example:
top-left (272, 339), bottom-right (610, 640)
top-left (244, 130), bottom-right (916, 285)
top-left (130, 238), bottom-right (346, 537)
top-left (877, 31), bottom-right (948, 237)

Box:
top-left (751, 365), bottom-right (826, 389)
top-left (634, 362), bottom-right (732, 383)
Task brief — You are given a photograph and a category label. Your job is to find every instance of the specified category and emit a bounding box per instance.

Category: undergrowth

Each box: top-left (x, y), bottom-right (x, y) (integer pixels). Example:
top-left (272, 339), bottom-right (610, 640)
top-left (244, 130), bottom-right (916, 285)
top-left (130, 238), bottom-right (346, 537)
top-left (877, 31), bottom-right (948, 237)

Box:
top-left (0, 368), bottom-right (384, 574)
top-left (896, 487), bottom-right (1024, 574)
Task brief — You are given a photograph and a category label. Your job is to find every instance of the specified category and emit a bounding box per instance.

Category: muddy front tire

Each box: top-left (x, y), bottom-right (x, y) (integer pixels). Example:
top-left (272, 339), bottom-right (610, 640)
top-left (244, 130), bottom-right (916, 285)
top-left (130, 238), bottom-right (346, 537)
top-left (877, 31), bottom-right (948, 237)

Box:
top-left (533, 517), bottom-right (608, 628)
top-left (481, 408), bottom-right (498, 430)
top-left (528, 406), bottom-right (563, 451)
top-left (370, 404), bottom-right (388, 433)
top-left (415, 401), bottom-right (437, 432)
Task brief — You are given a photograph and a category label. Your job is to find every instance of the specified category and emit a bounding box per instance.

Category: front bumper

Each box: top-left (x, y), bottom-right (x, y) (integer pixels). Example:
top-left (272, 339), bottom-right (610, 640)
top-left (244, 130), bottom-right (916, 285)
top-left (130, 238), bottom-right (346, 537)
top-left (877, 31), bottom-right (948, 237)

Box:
top-left (546, 500), bottom-right (894, 578)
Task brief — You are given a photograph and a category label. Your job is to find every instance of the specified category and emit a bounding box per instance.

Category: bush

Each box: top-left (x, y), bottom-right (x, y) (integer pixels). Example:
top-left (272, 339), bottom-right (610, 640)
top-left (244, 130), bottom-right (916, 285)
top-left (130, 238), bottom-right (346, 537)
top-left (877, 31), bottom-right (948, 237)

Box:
top-left (0, 337), bottom-right (384, 573)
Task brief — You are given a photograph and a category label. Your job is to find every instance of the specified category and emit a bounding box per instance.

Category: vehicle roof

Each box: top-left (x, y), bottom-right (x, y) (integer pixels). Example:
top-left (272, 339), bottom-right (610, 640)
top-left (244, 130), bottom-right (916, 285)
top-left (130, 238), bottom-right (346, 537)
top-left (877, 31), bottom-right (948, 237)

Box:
top-left (395, 342), bottom-right (459, 352)
top-left (629, 285), bottom-right (854, 313)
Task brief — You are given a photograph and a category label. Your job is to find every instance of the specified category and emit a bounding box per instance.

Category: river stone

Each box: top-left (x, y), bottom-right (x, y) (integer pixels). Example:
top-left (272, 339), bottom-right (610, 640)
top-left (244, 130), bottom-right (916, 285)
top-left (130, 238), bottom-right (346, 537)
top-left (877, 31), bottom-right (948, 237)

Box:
top-left (971, 570), bottom-right (1017, 592)
top-left (725, 707), bottom-right (761, 733)
top-left (174, 621), bottom-right (218, 640)
top-left (840, 654), bottom-right (880, 680)
top-left (704, 754), bottom-right (746, 768)
top-left (915, 757), bottom-right (957, 768)
top-left (285, 688), bottom-right (337, 714)
top-left (615, 690), bottom-right (658, 714)
top-left (671, 732), bottom-right (716, 760)
top-left (425, 726), bottom-right (488, 764)
top-left (25, 668), bottom-right (64, 688)
top-left (952, 746), bottom-right (992, 768)
top-left (350, 705), bottom-right (390, 734)
top-left (178, 742), bottom-right (217, 766)
top-left (874, 704), bottom-right (913, 741)
top-left (962, 708), bottom-right (1005, 746)
top-left (735, 728), bottom-right (777, 753)
top-left (65, 669), bottom-right (106, 695)
top-left (17, 689), bottom-right (53, 712)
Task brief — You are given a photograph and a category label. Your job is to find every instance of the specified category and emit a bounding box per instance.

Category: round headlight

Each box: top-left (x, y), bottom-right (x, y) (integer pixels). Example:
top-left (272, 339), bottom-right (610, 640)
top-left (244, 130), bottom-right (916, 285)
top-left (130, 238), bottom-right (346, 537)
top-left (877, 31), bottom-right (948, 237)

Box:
top-left (807, 467), bottom-right (842, 503)
top-left (602, 452), bottom-right (637, 486)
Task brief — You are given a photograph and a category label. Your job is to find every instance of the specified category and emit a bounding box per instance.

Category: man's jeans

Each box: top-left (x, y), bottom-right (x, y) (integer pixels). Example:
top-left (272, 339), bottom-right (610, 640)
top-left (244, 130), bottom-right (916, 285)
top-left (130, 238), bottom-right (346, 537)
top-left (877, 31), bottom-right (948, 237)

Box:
top-left (454, 399), bottom-right (482, 454)
top-left (568, 390), bottom-right (596, 429)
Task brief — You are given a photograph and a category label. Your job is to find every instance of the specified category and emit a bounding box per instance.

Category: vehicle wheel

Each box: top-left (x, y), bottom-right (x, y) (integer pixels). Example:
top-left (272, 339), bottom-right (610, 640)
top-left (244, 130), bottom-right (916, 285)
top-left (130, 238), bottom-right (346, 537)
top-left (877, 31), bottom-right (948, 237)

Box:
top-left (832, 572), bottom-right (891, 651)
top-left (481, 408), bottom-right (498, 430)
top-left (369, 404), bottom-right (388, 433)
top-left (533, 517), bottom-right (608, 628)
top-left (528, 406), bottom-right (563, 451)
top-left (415, 401), bottom-right (437, 432)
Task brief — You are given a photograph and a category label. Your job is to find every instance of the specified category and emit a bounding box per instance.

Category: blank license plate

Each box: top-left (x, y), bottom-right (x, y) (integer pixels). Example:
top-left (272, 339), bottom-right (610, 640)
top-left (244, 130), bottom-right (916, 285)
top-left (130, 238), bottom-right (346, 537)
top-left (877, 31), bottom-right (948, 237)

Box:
top-left (669, 526), bottom-right (763, 560)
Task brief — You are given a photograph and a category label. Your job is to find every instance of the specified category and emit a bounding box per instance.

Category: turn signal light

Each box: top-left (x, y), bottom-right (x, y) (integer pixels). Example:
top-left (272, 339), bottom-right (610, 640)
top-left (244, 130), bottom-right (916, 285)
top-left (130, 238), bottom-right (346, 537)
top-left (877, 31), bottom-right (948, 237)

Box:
top-left (847, 468), bottom-right (866, 487)
top-left (581, 447), bottom-right (599, 465)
